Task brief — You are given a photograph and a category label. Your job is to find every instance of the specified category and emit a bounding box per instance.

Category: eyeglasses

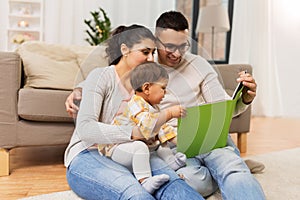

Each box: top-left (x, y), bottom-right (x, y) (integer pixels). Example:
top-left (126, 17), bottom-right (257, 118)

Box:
top-left (156, 37), bottom-right (190, 54)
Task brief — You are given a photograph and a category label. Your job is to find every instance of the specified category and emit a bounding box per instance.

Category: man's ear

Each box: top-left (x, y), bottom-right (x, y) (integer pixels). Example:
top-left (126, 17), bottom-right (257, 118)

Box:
top-left (121, 43), bottom-right (129, 56)
top-left (141, 82), bottom-right (151, 95)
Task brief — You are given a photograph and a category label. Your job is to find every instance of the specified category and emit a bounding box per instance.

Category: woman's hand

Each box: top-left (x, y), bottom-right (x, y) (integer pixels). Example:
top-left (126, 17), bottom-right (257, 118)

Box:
top-left (65, 88), bottom-right (82, 118)
top-left (237, 71), bottom-right (257, 104)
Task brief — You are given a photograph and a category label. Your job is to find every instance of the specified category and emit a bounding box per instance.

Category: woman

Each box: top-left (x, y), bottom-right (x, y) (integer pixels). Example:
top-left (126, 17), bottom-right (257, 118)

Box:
top-left (64, 24), bottom-right (204, 200)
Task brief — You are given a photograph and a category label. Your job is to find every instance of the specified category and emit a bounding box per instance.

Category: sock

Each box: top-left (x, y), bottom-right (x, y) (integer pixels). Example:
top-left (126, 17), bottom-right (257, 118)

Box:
top-left (167, 152), bottom-right (187, 171)
top-left (141, 174), bottom-right (170, 194)
top-left (156, 145), bottom-right (187, 171)
top-left (244, 159), bottom-right (265, 174)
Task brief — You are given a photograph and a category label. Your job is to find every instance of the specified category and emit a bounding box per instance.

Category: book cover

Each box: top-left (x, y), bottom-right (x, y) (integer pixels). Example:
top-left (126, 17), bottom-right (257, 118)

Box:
top-left (177, 82), bottom-right (244, 157)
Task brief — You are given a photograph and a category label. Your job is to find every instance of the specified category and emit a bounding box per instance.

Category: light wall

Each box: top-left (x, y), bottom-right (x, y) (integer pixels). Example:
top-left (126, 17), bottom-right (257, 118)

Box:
top-left (0, 0), bottom-right (175, 50)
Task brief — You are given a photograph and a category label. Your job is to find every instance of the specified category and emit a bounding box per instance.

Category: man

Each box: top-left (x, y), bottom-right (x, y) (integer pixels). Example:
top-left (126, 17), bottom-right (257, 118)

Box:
top-left (65, 11), bottom-right (265, 199)
top-left (153, 11), bottom-right (265, 199)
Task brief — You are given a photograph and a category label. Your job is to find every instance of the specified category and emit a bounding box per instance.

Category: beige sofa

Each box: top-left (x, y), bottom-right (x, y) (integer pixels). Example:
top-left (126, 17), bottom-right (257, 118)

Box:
top-left (0, 41), bottom-right (251, 176)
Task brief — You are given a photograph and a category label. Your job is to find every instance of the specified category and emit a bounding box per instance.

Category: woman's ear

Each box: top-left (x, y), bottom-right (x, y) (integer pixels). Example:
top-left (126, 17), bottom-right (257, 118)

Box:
top-left (121, 43), bottom-right (129, 56)
top-left (141, 82), bottom-right (151, 95)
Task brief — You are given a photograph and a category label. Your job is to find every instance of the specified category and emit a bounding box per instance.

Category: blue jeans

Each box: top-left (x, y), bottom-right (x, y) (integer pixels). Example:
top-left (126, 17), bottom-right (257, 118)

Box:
top-left (176, 136), bottom-right (266, 200)
top-left (66, 149), bottom-right (204, 200)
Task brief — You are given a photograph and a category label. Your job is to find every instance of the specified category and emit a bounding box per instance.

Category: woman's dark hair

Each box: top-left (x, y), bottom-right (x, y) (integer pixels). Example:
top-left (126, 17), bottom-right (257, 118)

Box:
top-left (105, 24), bottom-right (156, 65)
top-left (155, 11), bottom-right (189, 32)
top-left (130, 62), bottom-right (169, 92)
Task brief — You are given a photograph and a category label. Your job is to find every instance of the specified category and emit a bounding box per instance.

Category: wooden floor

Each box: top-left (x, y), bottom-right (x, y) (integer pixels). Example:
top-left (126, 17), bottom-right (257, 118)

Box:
top-left (1, 117), bottom-right (300, 200)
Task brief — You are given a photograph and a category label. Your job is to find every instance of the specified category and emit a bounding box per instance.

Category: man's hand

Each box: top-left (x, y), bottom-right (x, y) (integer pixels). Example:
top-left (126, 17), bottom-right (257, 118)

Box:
top-left (65, 88), bottom-right (82, 118)
top-left (237, 71), bottom-right (257, 104)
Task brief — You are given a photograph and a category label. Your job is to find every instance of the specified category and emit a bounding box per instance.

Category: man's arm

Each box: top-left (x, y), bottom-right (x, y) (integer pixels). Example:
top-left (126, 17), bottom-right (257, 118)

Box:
top-left (65, 87), bottom-right (82, 118)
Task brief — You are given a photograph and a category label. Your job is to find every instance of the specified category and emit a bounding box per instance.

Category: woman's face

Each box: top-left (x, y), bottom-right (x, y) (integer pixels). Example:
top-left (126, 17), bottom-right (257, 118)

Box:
top-left (126, 38), bottom-right (156, 69)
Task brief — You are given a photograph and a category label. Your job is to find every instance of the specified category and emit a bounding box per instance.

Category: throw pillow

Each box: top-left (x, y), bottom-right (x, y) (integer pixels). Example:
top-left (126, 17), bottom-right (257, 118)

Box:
top-left (74, 45), bottom-right (108, 85)
top-left (17, 41), bottom-right (94, 90)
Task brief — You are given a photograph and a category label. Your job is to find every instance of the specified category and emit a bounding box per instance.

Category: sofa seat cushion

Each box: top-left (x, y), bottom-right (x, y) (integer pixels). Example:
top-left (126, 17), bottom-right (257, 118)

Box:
top-left (18, 88), bottom-right (73, 122)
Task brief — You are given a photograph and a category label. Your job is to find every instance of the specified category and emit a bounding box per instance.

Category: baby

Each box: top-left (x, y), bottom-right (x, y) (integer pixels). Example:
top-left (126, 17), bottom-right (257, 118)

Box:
top-left (99, 62), bottom-right (186, 194)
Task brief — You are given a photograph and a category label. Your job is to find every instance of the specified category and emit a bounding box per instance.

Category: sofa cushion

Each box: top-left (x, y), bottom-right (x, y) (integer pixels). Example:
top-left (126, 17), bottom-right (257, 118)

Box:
top-left (73, 45), bottom-right (108, 86)
top-left (16, 41), bottom-right (95, 90)
top-left (18, 88), bottom-right (73, 122)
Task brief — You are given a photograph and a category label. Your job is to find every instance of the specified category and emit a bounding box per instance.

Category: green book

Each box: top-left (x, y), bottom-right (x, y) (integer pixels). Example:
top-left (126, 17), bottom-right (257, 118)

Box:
top-left (177, 82), bottom-right (244, 158)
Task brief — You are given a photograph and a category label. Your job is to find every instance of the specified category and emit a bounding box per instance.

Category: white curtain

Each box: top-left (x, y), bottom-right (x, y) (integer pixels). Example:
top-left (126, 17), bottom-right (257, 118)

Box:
top-left (230, 0), bottom-right (300, 117)
top-left (43, 0), bottom-right (175, 45)
top-left (0, 0), bottom-right (9, 50)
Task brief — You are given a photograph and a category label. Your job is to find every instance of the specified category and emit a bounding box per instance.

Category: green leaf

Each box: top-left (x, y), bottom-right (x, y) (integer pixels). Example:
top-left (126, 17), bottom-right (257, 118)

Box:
top-left (84, 7), bottom-right (111, 45)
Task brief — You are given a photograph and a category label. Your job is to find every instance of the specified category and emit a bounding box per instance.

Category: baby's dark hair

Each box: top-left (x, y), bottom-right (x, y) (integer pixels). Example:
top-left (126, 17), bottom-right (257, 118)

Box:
top-left (130, 62), bottom-right (169, 92)
top-left (105, 24), bottom-right (156, 65)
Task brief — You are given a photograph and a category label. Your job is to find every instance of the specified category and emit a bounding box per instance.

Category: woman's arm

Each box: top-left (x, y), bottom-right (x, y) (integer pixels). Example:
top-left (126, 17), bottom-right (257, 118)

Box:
top-left (76, 67), bottom-right (133, 145)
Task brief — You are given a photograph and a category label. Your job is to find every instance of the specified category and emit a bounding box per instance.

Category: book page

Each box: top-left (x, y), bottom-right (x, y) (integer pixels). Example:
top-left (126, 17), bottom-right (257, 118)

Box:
top-left (177, 82), bottom-right (244, 157)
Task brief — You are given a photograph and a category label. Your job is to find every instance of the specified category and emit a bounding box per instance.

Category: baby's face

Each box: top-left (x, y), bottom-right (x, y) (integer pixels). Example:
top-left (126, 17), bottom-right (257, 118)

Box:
top-left (147, 79), bottom-right (168, 105)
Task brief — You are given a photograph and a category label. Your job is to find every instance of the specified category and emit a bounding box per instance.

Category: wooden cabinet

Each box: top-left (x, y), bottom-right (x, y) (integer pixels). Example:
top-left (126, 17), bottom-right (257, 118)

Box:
top-left (7, 0), bottom-right (43, 51)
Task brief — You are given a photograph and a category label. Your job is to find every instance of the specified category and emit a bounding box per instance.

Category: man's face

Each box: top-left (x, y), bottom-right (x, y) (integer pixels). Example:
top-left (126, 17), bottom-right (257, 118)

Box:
top-left (156, 28), bottom-right (190, 68)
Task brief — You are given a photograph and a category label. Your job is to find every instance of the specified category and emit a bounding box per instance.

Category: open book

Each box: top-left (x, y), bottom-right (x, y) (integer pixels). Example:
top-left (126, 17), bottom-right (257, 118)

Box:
top-left (177, 82), bottom-right (244, 158)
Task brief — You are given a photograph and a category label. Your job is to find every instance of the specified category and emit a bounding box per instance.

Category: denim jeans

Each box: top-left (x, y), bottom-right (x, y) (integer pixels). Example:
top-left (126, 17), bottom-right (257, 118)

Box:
top-left (176, 136), bottom-right (266, 200)
top-left (66, 149), bottom-right (204, 200)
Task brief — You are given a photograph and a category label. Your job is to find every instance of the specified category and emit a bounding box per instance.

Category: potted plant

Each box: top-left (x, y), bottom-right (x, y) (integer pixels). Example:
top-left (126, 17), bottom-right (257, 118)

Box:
top-left (84, 7), bottom-right (111, 45)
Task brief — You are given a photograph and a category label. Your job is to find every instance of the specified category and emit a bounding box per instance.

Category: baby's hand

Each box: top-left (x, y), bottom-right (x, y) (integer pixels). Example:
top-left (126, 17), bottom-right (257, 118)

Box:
top-left (169, 105), bottom-right (186, 118)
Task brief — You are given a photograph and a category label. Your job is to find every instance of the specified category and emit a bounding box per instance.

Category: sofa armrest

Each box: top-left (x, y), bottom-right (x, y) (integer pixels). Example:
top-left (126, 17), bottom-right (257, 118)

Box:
top-left (0, 52), bottom-right (22, 147)
top-left (213, 64), bottom-right (252, 92)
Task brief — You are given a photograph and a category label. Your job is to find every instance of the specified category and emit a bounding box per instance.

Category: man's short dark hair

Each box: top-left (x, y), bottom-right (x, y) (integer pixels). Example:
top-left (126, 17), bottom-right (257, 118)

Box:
top-left (155, 11), bottom-right (189, 32)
